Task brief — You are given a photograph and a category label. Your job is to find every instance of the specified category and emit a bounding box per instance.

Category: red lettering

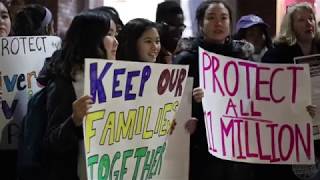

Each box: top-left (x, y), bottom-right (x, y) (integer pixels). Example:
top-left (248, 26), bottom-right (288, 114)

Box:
top-left (238, 61), bottom-right (257, 99)
top-left (256, 67), bottom-right (271, 101)
top-left (223, 61), bottom-right (239, 96)
top-left (278, 124), bottom-right (294, 161)
top-left (287, 66), bottom-right (304, 103)
top-left (270, 68), bottom-right (285, 103)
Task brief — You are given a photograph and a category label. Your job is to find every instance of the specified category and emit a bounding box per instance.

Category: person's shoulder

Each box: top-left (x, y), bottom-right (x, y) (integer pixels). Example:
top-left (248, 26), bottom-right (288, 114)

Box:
top-left (231, 40), bottom-right (255, 60)
top-left (273, 42), bottom-right (293, 49)
top-left (37, 50), bottom-right (63, 86)
top-left (261, 42), bottom-right (294, 63)
top-left (174, 50), bottom-right (195, 64)
top-left (174, 38), bottom-right (198, 65)
top-left (175, 37), bottom-right (196, 53)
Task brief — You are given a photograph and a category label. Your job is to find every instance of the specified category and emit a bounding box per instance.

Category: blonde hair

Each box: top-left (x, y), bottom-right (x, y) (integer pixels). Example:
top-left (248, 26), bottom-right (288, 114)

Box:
top-left (275, 2), bottom-right (320, 45)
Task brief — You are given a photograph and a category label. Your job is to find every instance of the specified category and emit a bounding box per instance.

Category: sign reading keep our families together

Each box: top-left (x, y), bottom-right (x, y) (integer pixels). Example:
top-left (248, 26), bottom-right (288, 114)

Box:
top-left (0, 36), bottom-right (61, 149)
top-left (199, 47), bottom-right (315, 165)
top-left (83, 59), bottom-right (189, 180)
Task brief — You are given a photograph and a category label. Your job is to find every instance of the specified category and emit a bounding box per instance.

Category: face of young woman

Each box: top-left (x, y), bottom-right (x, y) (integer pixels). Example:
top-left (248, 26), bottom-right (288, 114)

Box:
top-left (0, 2), bottom-right (11, 37)
top-left (103, 20), bottom-right (119, 60)
top-left (201, 3), bottom-right (230, 44)
top-left (292, 9), bottom-right (316, 43)
top-left (136, 27), bottom-right (161, 63)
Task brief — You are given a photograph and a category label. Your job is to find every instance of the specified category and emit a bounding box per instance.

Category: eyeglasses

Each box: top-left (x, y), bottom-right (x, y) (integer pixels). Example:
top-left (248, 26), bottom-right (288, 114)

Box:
top-left (161, 22), bottom-right (186, 31)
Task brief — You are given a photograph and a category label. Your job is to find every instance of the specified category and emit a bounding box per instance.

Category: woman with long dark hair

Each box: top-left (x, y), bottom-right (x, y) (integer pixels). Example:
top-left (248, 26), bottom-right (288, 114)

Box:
top-left (43, 10), bottom-right (118, 180)
top-left (117, 18), bottom-right (161, 63)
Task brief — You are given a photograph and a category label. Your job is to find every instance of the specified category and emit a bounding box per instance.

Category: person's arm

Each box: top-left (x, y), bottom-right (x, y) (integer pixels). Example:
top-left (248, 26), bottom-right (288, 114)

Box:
top-left (175, 50), bottom-right (203, 134)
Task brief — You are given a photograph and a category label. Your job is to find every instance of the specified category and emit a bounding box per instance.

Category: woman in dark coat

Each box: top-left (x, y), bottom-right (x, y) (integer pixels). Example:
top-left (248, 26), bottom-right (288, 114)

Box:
top-left (43, 10), bottom-right (118, 180)
top-left (174, 1), bottom-right (254, 179)
top-left (262, 2), bottom-right (320, 64)
top-left (261, 2), bottom-right (319, 180)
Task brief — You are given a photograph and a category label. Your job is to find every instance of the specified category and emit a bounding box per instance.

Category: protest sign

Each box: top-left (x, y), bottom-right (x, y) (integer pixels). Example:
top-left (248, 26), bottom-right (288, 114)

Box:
top-left (154, 78), bottom-right (193, 180)
top-left (83, 59), bottom-right (189, 179)
top-left (0, 36), bottom-right (61, 149)
top-left (199, 47), bottom-right (314, 164)
top-left (294, 54), bottom-right (320, 140)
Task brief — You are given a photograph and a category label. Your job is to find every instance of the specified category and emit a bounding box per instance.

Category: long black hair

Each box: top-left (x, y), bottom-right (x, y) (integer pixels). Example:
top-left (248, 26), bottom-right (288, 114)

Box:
top-left (52, 10), bottom-right (111, 80)
top-left (92, 6), bottom-right (123, 32)
top-left (116, 18), bottom-right (158, 62)
top-left (0, 0), bottom-right (9, 10)
top-left (13, 4), bottom-right (53, 36)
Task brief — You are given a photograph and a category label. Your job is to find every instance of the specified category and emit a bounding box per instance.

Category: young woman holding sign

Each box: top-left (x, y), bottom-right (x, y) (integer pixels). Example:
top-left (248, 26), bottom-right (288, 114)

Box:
top-left (116, 18), bottom-right (177, 133)
top-left (42, 10), bottom-right (118, 180)
top-left (116, 18), bottom-right (161, 63)
top-left (261, 2), bottom-right (319, 180)
top-left (0, 0), bottom-right (11, 37)
top-left (174, 0), bottom-right (255, 179)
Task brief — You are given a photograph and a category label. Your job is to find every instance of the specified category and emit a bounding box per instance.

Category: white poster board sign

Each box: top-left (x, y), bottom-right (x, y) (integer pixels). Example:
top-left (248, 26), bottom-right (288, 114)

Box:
top-left (199, 47), bottom-right (314, 164)
top-left (83, 59), bottom-right (189, 179)
top-left (0, 36), bottom-right (61, 149)
top-left (154, 78), bottom-right (193, 180)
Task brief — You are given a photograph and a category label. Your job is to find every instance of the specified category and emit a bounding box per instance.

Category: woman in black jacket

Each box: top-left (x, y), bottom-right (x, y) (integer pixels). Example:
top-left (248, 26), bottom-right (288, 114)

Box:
top-left (175, 1), bottom-right (254, 179)
top-left (43, 10), bottom-right (118, 180)
top-left (262, 2), bottom-right (320, 63)
top-left (261, 2), bottom-right (319, 180)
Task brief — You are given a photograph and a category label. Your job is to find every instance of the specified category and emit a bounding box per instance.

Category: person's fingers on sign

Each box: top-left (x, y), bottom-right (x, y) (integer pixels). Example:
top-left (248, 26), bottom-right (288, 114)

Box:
top-left (192, 87), bottom-right (204, 103)
top-left (72, 95), bottom-right (93, 126)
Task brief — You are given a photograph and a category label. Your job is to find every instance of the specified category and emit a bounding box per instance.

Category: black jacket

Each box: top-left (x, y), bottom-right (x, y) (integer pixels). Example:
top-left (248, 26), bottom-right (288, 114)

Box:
top-left (261, 41), bottom-right (320, 180)
top-left (43, 75), bottom-right (82, 180)
top-left (262, 41), bottom-right (320, 64)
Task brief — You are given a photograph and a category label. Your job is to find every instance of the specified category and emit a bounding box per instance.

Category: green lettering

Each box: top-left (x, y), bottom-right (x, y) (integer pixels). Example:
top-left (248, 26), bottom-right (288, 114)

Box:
top-left (156, 143), bottom-right (166, 175)
top-left (132, 147), bottom-right (148, 180)
top-left (141, 149), bottom-right (156, 180)
top-left (120, 149), bottom-right (134, 180)
top-left (88, 155), bottom-right (99, 180)
top-left (98, 154), bottom-right (110, 180)
top-left (111, 151), bottom-right (121, 179)
top-left (150, 145), bottom-right (162, 177)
